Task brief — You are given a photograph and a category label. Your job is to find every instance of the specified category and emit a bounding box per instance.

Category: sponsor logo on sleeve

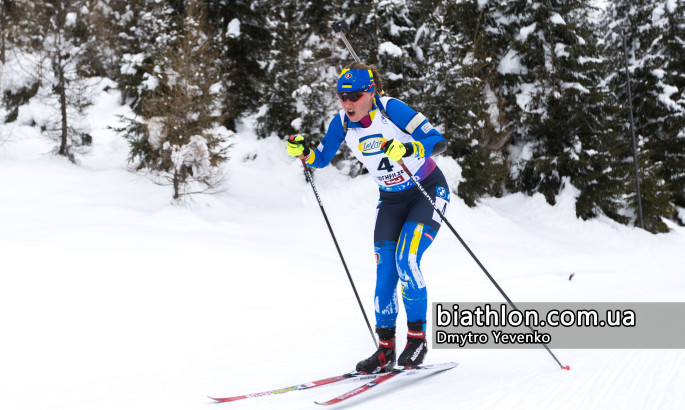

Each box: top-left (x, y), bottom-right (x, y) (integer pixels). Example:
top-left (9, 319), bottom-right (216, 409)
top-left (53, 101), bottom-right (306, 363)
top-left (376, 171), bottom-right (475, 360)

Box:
top-left (421, 122), bottom-right (434, 133)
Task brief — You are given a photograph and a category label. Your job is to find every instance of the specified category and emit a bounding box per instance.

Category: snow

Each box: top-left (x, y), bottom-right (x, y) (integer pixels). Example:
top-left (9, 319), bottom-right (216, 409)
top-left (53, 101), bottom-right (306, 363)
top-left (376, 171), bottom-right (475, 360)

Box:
top-left (651, 4), bottom-right (666, 25)
top-left (562, 81), bottom-right (590, 94)
top-left (379, 41), bottom-right (403, 57)
top-left (578, 56), bottom-right (603, 64)
top-left (385, 72), bottom-right (404, 81)
top-left (498, 49), bottom-right (525, 75)
top-left (290, 117), bottom-right (303, 131)
top-left (516, 82), bottom-right (537, 110)
top-left (519, 23), bottom-right (537, 42)
top-left (1, 86), bottom-right (685, 410)
top-left (484, 83), bottom-right (500, 127)
top-left (593, 0), bottom-right (609, 10)
top-left (66, 12), bottom-right (78, 27)
top-left (141, 73), bottom-right (160, 90)
top-left (550, 13), bottom-right (566, 26)
top-left (0, 52), bottom-right (40, 93)
top-left (555, 43), bottom-right (570, 58)
top-left (171, 134), bottom-right (212, 178)
top-left (652, 68), bottom-right (666, 79)
top-left (120, 53), bottom-right (145, 76)
top-left (656, 80), bottom-right (684, 113)
top-left (666, 0), bottom-right (678, 13)
top-left (227, 18), bottom-right (241, 39)
top-left (387, 22), bottom-right (400, 37)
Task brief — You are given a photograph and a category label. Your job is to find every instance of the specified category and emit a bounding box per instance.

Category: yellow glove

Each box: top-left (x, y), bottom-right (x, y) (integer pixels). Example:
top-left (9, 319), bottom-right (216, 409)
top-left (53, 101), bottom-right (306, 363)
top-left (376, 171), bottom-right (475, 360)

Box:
top-left (286, 135), bottom-right (311, 157)
top-left (382, 139), bottom-right (425, 161)
top-left (382, 139), bottom-right (409, 161)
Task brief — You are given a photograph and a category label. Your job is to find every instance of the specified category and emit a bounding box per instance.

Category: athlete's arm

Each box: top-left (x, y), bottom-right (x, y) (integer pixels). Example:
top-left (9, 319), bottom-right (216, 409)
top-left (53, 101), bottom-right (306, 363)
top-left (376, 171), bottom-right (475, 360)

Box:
top-left (304, 115), bottom-right (346, 168)
top-left (385, 99), bottom-right (446, 157)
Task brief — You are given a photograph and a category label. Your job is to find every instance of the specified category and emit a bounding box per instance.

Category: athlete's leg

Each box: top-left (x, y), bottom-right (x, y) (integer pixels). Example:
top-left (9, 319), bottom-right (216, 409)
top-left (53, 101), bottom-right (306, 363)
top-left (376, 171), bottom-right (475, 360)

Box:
top-left (356, 194), bottom-right (408, 373)
top-left (394, 221), bottom-right (438, 325)
top-left (373, 194), bottom-right (408, 329)
top-left (395, 171), bottom-right (450, 325)
top-left (394, 173), bottom-right (450, 367)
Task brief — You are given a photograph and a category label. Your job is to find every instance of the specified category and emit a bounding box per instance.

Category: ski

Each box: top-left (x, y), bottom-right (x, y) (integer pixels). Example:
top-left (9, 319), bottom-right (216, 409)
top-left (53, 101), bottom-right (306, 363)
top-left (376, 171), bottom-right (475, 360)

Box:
top-left (209, 371), bottom-right (384, 403)
top-left (314, 362), bottom-right (458, 406)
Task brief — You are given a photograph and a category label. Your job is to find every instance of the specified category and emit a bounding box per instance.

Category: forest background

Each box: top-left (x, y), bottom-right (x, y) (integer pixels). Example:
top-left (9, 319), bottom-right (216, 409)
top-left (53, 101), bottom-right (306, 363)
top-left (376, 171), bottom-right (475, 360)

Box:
top-left (1, 0), bottom-right (683, 233)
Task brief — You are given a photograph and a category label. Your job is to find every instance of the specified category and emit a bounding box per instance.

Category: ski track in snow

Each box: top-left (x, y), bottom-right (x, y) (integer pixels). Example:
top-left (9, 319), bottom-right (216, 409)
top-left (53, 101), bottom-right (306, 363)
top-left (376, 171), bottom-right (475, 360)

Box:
top-left (1, 88), bottom-right (684, 410)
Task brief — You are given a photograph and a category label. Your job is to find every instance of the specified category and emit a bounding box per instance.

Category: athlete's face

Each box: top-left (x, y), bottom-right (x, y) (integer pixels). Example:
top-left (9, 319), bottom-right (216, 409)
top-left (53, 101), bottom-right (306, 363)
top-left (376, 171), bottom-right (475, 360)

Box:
top-left (338, 91), bottom-right (374, 122)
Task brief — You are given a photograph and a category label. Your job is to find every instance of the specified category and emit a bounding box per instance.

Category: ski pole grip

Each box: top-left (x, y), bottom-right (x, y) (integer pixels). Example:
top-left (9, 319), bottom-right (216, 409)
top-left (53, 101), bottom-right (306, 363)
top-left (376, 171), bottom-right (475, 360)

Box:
top-left (288, 135), bottom-right (307, 160)
top-left (331, 19), bottom-right (350, 33)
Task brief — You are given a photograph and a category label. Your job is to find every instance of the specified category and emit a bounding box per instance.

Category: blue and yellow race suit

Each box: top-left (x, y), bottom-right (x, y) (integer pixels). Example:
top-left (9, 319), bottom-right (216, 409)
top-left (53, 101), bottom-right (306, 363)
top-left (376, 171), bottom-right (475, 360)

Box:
top-left (304, 96), bottom-right (450, 330)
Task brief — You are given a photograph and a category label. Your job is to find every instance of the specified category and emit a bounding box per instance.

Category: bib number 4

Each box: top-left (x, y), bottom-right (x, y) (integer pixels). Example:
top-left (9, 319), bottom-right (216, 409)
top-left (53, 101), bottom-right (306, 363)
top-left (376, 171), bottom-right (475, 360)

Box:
top-left (377, 157), bottom-right (394, 172)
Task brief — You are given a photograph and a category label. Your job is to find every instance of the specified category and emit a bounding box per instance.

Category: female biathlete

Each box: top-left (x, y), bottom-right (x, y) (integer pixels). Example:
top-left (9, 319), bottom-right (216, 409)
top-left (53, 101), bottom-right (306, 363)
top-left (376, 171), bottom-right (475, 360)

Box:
top-left (286, 62), bottom-right (449, 373)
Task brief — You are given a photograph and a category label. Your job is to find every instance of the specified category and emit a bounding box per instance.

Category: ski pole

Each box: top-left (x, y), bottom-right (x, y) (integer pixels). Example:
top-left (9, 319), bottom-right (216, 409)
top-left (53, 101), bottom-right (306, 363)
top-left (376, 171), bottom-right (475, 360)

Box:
top-left (396, 158), bottom-right (569, 370)
top-left (331, 19), bottom-right (361, 63)
top-left (296, 153), bottom-right (378, 349)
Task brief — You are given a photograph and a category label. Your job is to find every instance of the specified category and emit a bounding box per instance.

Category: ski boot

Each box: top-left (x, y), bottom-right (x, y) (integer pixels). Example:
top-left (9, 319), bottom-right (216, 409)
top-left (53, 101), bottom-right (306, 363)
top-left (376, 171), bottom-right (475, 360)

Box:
top-left (398, 320), bottom-right (427, 368)
top-left (356, 327), bottom-right (396, 374)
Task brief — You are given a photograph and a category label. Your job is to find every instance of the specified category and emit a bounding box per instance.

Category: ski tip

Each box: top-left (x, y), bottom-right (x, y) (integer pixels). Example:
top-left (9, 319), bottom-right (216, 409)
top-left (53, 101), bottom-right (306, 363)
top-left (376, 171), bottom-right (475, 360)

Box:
top-left (418, 361), bottom-right (459, 370)
top-left (208, 396), bottom-right (240, 402)
top-left (314, 401), bottom-right (333, 406)
top-left (561, 365), bottom-right (571, 371)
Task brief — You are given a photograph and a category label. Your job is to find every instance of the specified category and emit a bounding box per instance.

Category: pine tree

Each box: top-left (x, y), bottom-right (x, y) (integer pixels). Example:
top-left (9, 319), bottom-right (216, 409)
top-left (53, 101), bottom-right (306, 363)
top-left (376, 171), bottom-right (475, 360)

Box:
top-left (659, 0), bottom-right (685, 216)
top-left (542, 3), bottom-right (633, 224)
top-left (606, 0), bottom-right (680, 232)
top-left (11, 0), bottom-right (100, 160)
top-left (119, 0), bottom-right (230, 200)
top-left (113, 0), bottom-right (170, 114)
top-left (572, 15), bottom-right (632, 224)
top-left (254, 1), bottom-right (301, 139)
top-left (289, 1), bottom-right (340, 142)
top-left (75, 0), bottom-right (156, 81)
top-left (0, 0), bottom-right (16, 64)
top-left (206, 0), bottom-right (270, 131)
top-left (335, 0), bottom-right (423, 99)
top-left (255, 0), bottom-right (342, 151)
top-left (418, 0), bottom-right (509, 206)
top-left (492, 1), bottom-right (579, 203)
top-left (337, 0), bottom-right (378, 65)
top-left (373, 0), bottom-right (423, 100)
top-left (1, 0), bottom-right (41, 126)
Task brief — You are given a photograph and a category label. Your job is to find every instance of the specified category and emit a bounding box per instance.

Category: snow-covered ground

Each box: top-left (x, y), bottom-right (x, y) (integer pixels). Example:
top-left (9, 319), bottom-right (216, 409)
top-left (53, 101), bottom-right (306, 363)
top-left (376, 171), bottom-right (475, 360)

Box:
top-left (1, 87), bottom-right (684, 410)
